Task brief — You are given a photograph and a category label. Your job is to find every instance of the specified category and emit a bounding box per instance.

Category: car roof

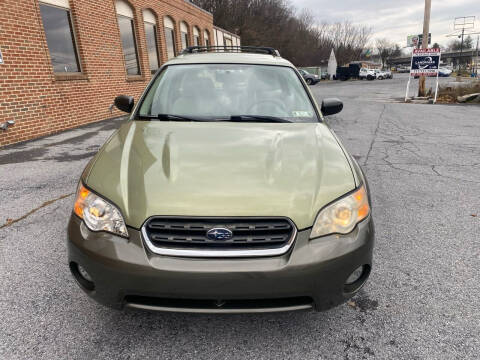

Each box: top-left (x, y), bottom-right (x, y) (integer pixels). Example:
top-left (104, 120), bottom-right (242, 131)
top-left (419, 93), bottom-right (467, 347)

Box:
top-left (165, 52), bottom-right (294, 67)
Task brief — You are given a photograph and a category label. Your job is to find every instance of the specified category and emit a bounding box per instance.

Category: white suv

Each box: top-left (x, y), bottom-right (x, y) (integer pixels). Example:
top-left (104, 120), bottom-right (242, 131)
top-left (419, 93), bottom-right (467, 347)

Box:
top-left (373, 69), bottom-right (386, 80)
top-left (359, 68), bottom-right (375, 80)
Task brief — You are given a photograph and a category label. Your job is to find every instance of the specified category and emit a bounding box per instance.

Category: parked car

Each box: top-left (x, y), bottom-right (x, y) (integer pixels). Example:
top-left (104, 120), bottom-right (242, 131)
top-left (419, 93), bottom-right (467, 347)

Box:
top-left (374, 69), bottom-right (389, 80)
top-left (384, 70), bottom-right (393, 79)
top-left (68, 46), bottom-right (375, 314)
top-left (414, 68), bottom-right (451, 78)
top-left (298, 69), bottom-right (320, 85)
top-left (438, 68), bottom-right (452, 77)
top-left (359, 68), bottom-right (376, 80)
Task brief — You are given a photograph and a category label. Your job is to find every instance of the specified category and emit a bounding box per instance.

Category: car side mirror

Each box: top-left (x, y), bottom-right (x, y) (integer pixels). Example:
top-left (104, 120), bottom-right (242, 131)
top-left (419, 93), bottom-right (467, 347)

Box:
top-left (114, 95), bottom-right (134, 113)
top-left (321, 98), bottom-right (343, 116)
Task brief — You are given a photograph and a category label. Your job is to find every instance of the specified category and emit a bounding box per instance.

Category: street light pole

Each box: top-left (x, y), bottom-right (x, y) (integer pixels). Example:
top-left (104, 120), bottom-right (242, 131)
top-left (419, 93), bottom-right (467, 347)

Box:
top-left (459, 28), bottom-right (465, 72)
top-left (419, 0), bottom-right (431, 97)
top-left (475, 35), bottom-right (479, 76)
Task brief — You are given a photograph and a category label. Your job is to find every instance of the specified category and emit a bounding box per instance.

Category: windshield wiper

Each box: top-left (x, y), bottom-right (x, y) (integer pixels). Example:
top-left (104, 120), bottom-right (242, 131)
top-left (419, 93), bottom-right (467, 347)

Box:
top-left (136, 114), bottom-right (292, 123)
top-left (136, 114), bottom-right (209, 122)
top-left (228, 115), bottom-right (292, 123)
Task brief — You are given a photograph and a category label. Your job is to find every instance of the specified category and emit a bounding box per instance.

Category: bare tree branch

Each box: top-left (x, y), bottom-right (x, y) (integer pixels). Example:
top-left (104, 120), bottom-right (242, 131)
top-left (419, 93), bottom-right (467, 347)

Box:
top-left (191, 0), bottom-right (373, 67)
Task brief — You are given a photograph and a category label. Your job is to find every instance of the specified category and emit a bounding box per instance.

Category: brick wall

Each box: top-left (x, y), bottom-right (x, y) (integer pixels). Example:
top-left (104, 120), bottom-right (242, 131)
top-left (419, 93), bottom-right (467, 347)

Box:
top-left (0, 0), bottom-right (213, 147)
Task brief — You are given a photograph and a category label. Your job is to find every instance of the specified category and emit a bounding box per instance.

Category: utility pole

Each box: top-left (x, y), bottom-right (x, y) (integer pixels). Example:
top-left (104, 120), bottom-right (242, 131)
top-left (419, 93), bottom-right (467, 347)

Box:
top-left (475, 36), bottom-right (479, 76)
top-left (418, 0), bottom-right (431, 97)
top-left (459, 28), bottom-right (465, 72)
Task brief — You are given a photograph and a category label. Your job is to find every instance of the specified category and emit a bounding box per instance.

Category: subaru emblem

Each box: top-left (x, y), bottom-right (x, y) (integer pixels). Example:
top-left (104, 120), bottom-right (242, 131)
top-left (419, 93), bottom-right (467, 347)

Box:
top-left (206, 227), bottom-right (233, 241)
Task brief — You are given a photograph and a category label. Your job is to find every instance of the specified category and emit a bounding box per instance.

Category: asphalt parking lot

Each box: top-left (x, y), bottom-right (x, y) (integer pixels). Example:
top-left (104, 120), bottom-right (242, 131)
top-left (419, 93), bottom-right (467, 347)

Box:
top-left (1, 74), bottom-right (479, 359)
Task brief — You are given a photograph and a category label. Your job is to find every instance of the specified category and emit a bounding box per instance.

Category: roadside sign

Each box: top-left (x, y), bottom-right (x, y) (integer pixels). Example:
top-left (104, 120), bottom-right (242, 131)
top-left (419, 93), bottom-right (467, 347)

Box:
top-left (418, 33), bottom-right (432, 46)
top-left (407, 33), bottom-right (432, 47)
top-left (407, 35), bottom-right (420, 47)
top-left (405, 48), bottom-right (442, 103)
top-left (410, 48), bottom-right (441, 76)
top-left (0, 47), bottom-right (3, 64)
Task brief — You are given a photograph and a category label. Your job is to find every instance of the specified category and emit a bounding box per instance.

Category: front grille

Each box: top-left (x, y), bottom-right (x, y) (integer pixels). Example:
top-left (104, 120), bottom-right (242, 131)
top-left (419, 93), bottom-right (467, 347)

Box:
top-left (142, 217), bottom-right (296, 257)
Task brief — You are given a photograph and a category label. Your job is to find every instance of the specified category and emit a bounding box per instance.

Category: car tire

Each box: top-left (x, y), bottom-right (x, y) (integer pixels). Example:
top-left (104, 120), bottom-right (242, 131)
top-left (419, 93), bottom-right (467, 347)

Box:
top-left (378, 76), bottom-right (383, 80)
top-left (306, 78), bottom-right (313, 85)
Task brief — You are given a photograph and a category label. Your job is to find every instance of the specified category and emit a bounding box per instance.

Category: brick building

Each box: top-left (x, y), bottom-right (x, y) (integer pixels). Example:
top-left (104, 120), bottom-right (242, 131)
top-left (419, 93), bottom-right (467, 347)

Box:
top-left (0, 0), bottom-right (235, 147)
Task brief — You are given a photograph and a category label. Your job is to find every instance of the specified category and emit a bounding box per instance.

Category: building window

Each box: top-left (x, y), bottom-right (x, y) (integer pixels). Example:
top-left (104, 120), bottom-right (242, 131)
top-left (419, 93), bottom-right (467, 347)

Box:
top-left (193, 27), bottom-right (200, 47)
top-left (204, 30), bottom-right (210, 47)
top-left (164, 17), bottom-right (176, 59)
top-left (115, 0), bottom-right (140, 76)
top-left (39, 0), bottom-right (81, 73)
top-left (180, 22), bottom-right (189, 50)
top-left (143, 9), bottom-right (160, 74)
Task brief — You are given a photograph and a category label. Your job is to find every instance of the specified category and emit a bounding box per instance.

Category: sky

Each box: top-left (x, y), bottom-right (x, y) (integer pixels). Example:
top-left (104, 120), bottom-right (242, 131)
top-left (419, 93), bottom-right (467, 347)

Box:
top-left (290, 0), bottom-right (480, 49)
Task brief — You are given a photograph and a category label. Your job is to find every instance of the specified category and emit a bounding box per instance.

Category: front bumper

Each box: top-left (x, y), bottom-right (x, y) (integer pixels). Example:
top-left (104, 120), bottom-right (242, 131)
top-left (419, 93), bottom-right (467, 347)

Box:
top-left (67, 215), bottom-right (374, 313)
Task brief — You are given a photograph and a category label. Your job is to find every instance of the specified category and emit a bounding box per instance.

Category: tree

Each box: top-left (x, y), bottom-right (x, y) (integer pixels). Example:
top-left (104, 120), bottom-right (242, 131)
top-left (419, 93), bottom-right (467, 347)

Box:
top-left (464, 35), bottom-right (474, 49)
top-left (391, 44), bottom-right (403, 58)
top-left (376, 38), bottom-right (396, 69)
top-left (447, 40), bottom-right (461, 51)
top-left (325, 21), bottom-right (372, 65)
top-left (432, 42), bottom-right (441, 49)
top-left (190, 0), bottom-right (372, 66)
top-left (448, 35), bottom-right (474, 51)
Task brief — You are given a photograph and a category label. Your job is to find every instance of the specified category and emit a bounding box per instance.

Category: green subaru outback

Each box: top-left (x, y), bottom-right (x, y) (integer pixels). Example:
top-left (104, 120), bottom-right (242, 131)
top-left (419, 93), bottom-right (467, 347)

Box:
top-left (68, 47), bottom-right (374, 313)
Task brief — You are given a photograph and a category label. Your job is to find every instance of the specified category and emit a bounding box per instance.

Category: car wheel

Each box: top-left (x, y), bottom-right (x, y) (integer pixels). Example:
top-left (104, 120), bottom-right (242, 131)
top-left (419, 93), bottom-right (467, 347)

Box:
top-left (306, 78), bottom-right (313, 85)
top-left (378, 76), bottom-right (383, 80)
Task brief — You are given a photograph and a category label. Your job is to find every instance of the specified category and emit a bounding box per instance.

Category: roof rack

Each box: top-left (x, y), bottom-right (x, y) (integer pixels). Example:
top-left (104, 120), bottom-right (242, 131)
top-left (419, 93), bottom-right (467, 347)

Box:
top-left (181, 46), bottom-right (281, 57)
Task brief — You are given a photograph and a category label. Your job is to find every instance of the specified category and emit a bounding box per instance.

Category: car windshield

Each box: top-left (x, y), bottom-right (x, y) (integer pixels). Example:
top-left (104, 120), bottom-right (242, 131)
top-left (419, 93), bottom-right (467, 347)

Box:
top-left (138, 64), bottom-right (318, 123)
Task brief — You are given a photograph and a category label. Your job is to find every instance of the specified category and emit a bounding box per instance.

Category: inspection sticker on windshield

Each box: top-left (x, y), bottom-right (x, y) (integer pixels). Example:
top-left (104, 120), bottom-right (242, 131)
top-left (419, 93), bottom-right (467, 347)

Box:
top-left (292, 111), bottom-right (312, 117)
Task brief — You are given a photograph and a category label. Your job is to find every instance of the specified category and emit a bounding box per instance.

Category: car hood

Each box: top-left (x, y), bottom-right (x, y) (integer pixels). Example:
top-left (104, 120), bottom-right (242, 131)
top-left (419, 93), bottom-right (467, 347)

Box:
top-left (85, 121), bottom-right (355, 230)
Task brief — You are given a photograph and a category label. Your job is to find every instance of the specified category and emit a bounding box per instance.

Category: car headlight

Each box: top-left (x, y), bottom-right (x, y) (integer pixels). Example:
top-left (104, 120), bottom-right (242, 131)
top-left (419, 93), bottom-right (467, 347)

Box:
top-left (310, 185), bottom-right (370, 239)
top-left (73, 183), bottom-right (128, 237)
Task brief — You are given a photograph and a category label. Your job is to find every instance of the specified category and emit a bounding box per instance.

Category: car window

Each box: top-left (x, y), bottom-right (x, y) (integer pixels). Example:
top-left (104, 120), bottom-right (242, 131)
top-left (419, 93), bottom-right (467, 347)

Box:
top-left (139, 64), bottom-right (319, 123)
